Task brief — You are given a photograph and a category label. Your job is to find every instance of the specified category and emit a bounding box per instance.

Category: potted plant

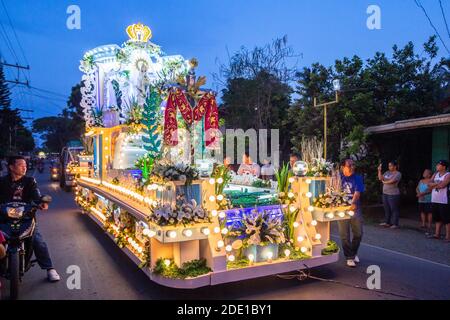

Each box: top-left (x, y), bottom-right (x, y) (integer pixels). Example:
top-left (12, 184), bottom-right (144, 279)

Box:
top-left (229, 210), bottom-right (285, 263)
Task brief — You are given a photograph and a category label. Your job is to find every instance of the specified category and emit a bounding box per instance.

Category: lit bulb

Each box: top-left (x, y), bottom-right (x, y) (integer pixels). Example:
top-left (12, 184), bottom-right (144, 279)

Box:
top-left (183, 229), bottom-right (193, 237)
top-left (288, 177), bottom-right (295, 183)
top-left (326, 213), bottom-right (335, 219)
top-left (209, 178), bottom-right (215, 185)
top-left (217, 194), bottom-right (224, 201)
top-left (225, 245), bottom-right (232, 252)
top-left (217, 240), bottom-right (225, 248)
top-left (211, 210), bottom-right (218, 217)
top-left (209, 195), bottom-right (216, 202)
top-left (311, 220), bottom-right (318, 226)
top-left (214, 227), bottom-right (221, 234)
top-left (142, 228), bottom-right (150, 236)
top-left (201, 228), bottom-right (210, 236)
top-left (290, 206), bottom-right (296, 213)
top-left (306, 179), bottom-right (312, 184)
top-left (293, 222), bottom-right (299, 228)
top-left (221, 228), bottom-right (229, 235)
top-left (217, 177), bottom-right (224, 184)
top-left (284, 249), bottom-right (291, 257)
top-left (228, 255), bottom-right (235, 262)
top-left (137, 247), bottom-right (143, 254)
top-left (168, 231), bottom-right (177, 239)
top-left (164, 259), bottom-right (171, 267)
top-left (315, 233), bottom-right (322, 240)
top-left (248, 254), bottom-right (255, 262)
top-left (305, 192), bottom-right (313, 198)
top-left (338, 212), bottom-right (345, 218)
top-left (297, 236), bottom-right (304, 242)
top-left (148, 230), bottom-right (156, 238)
top-left (308, 206), bottom-right (314, 212)
top-left (288, 192), bottom-right (294, 198)
top-left (266, 251), bottom-right (273, 260)
top-left (301, 246), bottom-right (308, 253)
top-left (348, 210), bottom-right (355, 217)
top-left (218, 211), bottom-right (226, 219)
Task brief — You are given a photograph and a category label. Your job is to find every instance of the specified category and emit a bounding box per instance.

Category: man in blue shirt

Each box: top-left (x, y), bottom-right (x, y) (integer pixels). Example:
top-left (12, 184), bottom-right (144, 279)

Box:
top-left (339, 158), bottom-right (365, 267)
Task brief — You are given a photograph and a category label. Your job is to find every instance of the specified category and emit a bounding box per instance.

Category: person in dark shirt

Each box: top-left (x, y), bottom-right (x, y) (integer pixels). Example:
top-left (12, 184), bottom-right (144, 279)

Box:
top-left (0, 156), bottom-right (60, 282)
top-left (339, 158), bottom-right (365, 268)
top-left (0, 231), bottom-right (5, 259)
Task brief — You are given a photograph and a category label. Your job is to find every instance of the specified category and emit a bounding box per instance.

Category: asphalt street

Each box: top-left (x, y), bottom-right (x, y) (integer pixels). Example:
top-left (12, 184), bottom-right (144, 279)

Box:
top-left (1, 169), bottom-right (449, 300)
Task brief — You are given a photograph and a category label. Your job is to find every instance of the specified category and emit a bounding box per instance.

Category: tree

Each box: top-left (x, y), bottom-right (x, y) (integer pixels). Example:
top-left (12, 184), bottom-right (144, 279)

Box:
top-left (0, 64), bottom-right (34, 157)
top-left (216, 36), bottom-right (298, 158)
top-left (288, 36), bottom-right (448, 162)
top-left (0, 64), bottom-right (11, 109)
top-left (33, 83), bottom-right (86, 152)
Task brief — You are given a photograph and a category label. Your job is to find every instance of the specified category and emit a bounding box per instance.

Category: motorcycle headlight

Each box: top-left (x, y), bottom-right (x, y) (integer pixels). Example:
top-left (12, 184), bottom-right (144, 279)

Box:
top-left (7, 206), bottom-right (25, 219)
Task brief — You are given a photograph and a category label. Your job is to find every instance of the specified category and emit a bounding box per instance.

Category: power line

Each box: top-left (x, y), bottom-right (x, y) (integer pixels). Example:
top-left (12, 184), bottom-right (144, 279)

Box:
top-left (0, 0), bottom-right (28, 66)
top-left (28, 85), bottom-right (67, 99)
top-left (438, 0), bottom-right (450, 39)
top-left (414, 0), bottom-right (450, 55)
top-left (0, 20), bottom-right (19, 63)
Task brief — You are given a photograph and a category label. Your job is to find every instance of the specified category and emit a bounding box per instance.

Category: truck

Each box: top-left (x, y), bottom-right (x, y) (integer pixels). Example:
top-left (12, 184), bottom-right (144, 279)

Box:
top-left (59, 145), bottom-right (84, 192)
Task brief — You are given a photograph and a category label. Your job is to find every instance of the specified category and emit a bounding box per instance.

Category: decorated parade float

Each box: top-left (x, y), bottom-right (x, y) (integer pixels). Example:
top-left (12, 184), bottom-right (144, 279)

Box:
top-left (73, 23), bottom-right (354, 288)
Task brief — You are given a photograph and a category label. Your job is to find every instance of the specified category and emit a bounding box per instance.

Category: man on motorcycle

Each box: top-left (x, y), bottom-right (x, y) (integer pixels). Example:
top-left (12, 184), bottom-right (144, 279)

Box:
top-left (0, 156), bottom-right (60, 282)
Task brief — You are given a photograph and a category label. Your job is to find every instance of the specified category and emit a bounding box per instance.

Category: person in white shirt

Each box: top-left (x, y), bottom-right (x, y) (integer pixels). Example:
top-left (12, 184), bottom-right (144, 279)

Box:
top-left (260, 158), bottom-right (274, 180)
top-left (237, 152), bottom-right (260, 177)
top-left (427, 160), bottom-right (450, 242)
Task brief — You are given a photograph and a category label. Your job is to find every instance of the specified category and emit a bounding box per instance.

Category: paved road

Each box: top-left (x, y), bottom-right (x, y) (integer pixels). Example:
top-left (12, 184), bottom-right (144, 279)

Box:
top-left (1, 170), bottom-right (450, 300)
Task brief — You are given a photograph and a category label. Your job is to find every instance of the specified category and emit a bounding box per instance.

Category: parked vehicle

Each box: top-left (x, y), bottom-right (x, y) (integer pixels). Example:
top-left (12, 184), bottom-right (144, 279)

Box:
top-left (0, 195), bottom-right (52, 300)
top-left (60, 146), bottom-right (84, 192)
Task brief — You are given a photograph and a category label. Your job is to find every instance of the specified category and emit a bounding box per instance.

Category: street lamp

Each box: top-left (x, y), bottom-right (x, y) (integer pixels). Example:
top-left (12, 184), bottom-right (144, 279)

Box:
top-left (313, 79), bottom-right (341, 160)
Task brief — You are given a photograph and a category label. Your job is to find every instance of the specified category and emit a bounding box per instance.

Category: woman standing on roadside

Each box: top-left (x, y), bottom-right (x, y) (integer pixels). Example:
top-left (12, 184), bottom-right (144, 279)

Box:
top-left (378, 161), bottom-right (402, 229)
top-left (416, 169), bottom-right (433, 234)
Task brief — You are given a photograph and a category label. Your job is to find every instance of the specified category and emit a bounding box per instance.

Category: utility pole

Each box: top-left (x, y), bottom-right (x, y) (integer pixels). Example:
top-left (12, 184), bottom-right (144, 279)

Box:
top-left (0, 61), bottom-right (30, 86)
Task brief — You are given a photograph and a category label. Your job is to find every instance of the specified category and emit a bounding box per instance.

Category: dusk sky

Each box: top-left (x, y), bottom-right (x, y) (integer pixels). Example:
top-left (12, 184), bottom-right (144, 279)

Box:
top-left (1, 0), bottom-right (449, 124)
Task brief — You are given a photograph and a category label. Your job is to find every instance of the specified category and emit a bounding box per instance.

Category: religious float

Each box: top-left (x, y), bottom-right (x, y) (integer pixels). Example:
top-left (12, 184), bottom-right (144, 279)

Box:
top-left (73, 23), bottom-right (354, 289)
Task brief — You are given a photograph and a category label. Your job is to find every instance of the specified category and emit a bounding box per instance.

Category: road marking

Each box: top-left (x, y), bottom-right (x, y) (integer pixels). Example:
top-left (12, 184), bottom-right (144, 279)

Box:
top-left (331, 234), bottom-right (450, 269)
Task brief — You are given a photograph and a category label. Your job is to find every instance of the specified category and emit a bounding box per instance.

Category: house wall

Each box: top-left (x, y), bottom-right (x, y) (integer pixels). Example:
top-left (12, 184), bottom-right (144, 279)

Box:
top-left (432, 126), bottom-right (450, 167)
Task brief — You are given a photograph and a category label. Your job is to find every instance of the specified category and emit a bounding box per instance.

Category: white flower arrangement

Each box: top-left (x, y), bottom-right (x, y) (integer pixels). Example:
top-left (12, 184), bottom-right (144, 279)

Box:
top-left (149, 197), bottom-right (210, 226)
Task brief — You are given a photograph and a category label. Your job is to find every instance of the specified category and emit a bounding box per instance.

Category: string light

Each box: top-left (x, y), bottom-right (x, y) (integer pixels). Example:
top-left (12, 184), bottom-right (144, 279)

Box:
top-left (211, 210), bottom-right (218, 217)
top-left (217, 240), bottom-right (224, 249)
top-left (338, 212), bottom-right (346, 218)
top-left (248, 254), bottom-right (255, 263)
top-left (284, 249), bottom-right (291, 258)
top-left (225, 245), bottom-right (232, 252)
top-left (288, 177), bottom-right (295, 183)
top-left (227, 255), bottom-right (235, 262)
top-left (348, 211), bottom-right (355, 217)
top-left (305, 179), bottom-right (312, 184)
top-left (164, 259), bottom-right (171, 267)
top-left (217, 178), bottom-right (224, 184)
top-left (311, 220), bottom-right (318, 226)
top-left (183, 229), bottom-right (193, 237)
top-left (201, 227), bottom-right (210, 236)
top-left (221, 228), bottom-right (229, 235)
top-left (301, 247), bottom-right (308, 253)
top-left (293, 222), bottom-right (299, 228)
top-left (209, 178), bottom-right (215, 185)
top-left (214, 227), bottom-right (220, 234)
top-left (308, 206), bottom-right (314, 212)
top-left (297, 236), bottom-right (304, 242)
top-left (315, 233), bottom-right (322, 240)
top-left (305, 192), bottom-right (313, 198)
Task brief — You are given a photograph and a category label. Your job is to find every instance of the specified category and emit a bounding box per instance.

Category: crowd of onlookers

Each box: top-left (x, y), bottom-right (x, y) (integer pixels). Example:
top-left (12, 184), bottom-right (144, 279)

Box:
top-left (378, 159), bottom-right (450, 242)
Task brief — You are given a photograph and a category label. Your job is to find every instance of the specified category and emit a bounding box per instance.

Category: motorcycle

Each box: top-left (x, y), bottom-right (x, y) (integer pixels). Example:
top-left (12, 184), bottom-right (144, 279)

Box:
top-left (0, 195), bottom-right (52, 300)
top-left (37, 162), bottom-right (44, 174)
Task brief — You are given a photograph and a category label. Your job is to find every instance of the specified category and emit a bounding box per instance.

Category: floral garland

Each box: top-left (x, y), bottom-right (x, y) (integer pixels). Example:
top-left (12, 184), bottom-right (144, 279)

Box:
top-left (148, 197), bottom-right (210, 227)
top-left (313, 189), bottom-right (352, 208)
top-left (151, 160), bottom-right (199, 185)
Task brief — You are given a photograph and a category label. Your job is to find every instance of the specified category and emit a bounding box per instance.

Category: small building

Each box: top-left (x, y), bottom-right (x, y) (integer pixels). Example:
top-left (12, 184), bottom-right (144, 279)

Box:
top-left (366, 113), bottom-right (450, 202)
